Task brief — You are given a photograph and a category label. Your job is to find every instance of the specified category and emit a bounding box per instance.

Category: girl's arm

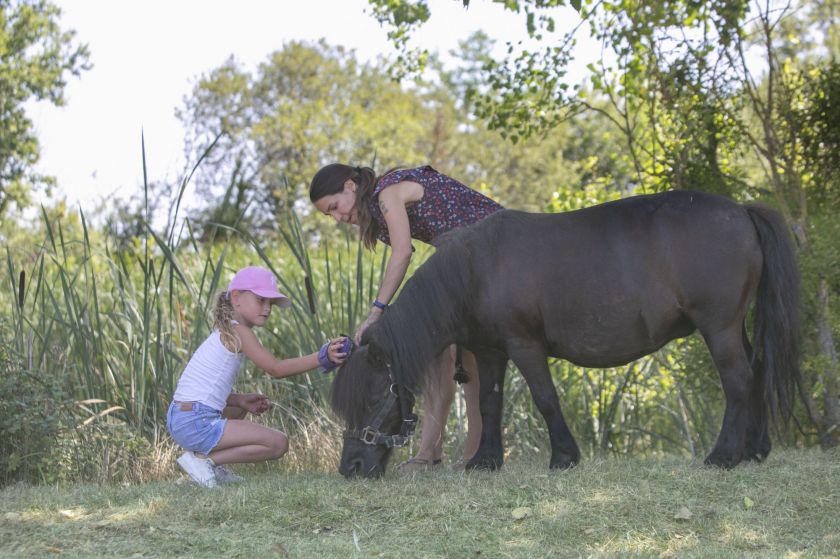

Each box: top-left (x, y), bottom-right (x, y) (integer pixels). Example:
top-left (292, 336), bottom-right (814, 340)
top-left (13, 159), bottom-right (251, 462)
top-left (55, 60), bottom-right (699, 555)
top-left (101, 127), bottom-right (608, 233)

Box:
top-left (226, 392), bottom-right (269, 415)
top-left (235, 325), bottom-right (346, 379)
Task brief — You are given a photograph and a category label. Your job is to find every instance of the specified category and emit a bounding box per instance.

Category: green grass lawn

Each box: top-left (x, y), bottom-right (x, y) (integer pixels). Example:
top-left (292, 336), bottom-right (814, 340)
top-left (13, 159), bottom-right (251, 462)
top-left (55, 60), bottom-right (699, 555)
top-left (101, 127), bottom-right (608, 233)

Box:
top-left (1, 448), bottom-right (838, 558)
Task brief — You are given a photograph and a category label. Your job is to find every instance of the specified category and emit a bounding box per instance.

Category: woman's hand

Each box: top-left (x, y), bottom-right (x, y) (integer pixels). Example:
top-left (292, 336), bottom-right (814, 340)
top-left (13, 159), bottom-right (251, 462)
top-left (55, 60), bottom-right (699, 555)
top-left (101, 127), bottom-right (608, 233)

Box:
top-left (354, 308), bottom-right (383, 344)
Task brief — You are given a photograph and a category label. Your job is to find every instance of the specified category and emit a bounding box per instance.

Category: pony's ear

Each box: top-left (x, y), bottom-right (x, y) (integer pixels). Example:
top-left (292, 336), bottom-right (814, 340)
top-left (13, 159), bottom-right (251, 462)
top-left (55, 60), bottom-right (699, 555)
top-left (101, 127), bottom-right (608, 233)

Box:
top-left (366, 339), bottom-right (389, 369)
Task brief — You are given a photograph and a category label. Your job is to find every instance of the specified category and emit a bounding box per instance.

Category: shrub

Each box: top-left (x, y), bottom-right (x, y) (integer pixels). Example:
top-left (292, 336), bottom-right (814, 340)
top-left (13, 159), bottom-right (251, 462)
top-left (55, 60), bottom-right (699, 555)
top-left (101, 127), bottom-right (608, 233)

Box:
top-left (0, 340), bottom-right (77, 485)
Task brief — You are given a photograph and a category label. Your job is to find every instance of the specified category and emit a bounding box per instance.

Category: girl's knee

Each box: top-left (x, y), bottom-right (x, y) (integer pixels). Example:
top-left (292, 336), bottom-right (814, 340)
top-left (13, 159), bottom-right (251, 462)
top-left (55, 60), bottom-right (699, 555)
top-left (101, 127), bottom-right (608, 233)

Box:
top-left (269, 432), bottom-right (289, 460)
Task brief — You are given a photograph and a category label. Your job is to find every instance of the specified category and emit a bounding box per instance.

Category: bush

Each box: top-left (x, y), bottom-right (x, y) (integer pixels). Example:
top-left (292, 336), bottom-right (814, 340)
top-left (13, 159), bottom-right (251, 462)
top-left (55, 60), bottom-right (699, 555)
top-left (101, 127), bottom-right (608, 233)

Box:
top-left (0, 341), bottom-right (77, 485)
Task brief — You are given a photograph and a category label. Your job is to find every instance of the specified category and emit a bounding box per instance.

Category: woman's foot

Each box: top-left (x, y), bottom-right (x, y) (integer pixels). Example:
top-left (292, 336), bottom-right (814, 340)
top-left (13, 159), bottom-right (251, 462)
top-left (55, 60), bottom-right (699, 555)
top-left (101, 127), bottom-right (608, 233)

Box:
top-left (395, 457), bottom-right (442, 473)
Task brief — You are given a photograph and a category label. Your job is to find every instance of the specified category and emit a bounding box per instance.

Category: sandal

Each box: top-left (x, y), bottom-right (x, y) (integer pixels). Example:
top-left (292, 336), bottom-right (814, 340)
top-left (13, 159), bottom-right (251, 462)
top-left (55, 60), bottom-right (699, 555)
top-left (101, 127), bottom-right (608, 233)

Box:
top-left (395, 457), bottom-right (443, 473)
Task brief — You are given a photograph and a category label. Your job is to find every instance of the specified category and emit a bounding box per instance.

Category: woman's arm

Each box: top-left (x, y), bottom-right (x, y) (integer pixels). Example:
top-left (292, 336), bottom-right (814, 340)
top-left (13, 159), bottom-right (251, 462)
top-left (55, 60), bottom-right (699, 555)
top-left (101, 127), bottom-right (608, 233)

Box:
top-left (374, 181), bottom-right (422, 304)
top-left (355, 180), bottom-right (423, 341)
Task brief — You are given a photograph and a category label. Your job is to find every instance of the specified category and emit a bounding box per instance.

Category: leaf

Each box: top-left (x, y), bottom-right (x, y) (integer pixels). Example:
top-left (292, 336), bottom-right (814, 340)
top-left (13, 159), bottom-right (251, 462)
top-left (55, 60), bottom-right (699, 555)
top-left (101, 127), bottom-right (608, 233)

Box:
top-left (674, 506), bottom-right (692, 521)
top-left (743, 497), bottom-right (754, 509)
top-left (512, 506), bottom-right (532, 520)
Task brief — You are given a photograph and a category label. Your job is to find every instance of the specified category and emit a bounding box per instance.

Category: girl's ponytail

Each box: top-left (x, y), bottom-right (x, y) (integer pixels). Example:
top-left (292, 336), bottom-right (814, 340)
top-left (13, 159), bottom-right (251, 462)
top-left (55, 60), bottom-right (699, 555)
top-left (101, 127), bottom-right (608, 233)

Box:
top-left (213, 291), bottom-right (241, 352)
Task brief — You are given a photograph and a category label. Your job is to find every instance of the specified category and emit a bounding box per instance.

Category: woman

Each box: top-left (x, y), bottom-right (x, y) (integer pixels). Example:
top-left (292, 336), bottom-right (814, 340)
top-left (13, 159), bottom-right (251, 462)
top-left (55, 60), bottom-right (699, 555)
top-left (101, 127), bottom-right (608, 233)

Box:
top-left (310, 164), bottom-right (503, 470)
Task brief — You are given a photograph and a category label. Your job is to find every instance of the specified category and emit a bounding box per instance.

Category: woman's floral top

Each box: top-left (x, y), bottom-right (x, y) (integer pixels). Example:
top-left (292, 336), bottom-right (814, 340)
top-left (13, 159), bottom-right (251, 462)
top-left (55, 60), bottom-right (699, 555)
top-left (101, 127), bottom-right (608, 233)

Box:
top-left (369, 166), bottom-right (503, 246)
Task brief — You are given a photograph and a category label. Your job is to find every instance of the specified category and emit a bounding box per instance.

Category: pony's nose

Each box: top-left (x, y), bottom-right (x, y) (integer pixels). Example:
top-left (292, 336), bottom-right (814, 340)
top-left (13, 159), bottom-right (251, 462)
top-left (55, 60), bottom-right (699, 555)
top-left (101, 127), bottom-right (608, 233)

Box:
top-left (363, 461), bottom-right (385, 479)
top-left (341, 458), bottom-right (363, 479)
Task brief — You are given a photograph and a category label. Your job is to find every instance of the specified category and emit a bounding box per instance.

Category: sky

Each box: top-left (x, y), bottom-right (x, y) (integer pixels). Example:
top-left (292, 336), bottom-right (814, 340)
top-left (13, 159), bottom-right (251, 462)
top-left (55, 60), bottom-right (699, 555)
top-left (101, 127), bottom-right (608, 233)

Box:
top-left (26, 0), bottom-right (589, 214)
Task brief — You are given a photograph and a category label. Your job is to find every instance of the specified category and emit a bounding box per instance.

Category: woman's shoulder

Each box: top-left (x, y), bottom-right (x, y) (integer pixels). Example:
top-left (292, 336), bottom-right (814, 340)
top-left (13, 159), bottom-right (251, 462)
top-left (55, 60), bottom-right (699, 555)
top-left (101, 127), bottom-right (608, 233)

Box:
top-left (376, 165), bottom-right (434, 189)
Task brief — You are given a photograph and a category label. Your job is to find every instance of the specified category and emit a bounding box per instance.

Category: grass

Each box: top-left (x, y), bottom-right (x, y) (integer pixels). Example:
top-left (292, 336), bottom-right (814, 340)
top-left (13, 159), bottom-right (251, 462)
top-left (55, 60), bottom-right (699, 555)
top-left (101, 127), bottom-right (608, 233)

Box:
top-left (1, 447), bottom-right (838, 558)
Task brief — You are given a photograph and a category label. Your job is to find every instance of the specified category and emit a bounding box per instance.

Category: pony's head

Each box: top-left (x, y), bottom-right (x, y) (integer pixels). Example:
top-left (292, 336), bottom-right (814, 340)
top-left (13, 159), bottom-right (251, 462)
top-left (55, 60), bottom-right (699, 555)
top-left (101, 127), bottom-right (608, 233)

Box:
top-left (330, 339), bottom-right (417, 478)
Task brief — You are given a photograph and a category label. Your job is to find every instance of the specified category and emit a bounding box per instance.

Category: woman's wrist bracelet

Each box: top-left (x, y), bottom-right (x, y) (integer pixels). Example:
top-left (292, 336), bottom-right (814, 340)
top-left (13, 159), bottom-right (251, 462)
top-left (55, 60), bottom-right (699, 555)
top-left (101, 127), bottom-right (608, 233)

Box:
top-left (372, 299), bottom-right (388, 311)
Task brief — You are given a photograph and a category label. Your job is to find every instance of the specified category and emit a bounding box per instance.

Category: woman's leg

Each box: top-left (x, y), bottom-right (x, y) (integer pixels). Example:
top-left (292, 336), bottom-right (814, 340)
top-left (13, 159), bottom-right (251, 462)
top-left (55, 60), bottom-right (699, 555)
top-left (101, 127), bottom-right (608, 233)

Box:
top-left (207, 419), bottom-right (288, 465)
top-left (460, 348), bottom-right (482, 461)
top-left (409, 346), bottom-right (456, 463)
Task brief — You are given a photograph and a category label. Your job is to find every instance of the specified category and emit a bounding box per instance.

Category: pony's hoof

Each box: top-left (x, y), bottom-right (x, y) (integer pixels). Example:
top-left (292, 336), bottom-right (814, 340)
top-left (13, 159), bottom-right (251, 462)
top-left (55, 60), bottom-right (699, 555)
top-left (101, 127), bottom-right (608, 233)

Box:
top-left (743, 441), bottom-right (771, 462)
top-left (549, 458), bottom-right (578, 470)
top-left (465, 455), bottom-right (503, 471)
top-left (703, 451), bottom-right (741, 469)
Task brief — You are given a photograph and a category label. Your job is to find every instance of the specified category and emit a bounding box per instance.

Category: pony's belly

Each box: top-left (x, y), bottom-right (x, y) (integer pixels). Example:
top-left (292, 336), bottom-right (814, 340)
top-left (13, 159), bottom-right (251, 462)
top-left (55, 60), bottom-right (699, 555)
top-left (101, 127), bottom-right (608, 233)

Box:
top-left (546, 317), bottom-right (696, 368)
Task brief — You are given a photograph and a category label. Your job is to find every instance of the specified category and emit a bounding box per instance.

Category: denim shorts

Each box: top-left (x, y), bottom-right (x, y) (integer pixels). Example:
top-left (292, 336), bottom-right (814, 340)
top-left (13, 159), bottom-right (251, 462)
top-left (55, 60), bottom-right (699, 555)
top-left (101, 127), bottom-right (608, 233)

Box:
top-left (166, 401), bottom-right (227, 455)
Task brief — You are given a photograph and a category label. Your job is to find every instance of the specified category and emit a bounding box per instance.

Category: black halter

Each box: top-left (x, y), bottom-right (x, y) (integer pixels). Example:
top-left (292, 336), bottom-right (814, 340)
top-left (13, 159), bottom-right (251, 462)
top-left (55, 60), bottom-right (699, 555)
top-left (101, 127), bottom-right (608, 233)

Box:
top-left (343, 365), bottom-right (417, 448)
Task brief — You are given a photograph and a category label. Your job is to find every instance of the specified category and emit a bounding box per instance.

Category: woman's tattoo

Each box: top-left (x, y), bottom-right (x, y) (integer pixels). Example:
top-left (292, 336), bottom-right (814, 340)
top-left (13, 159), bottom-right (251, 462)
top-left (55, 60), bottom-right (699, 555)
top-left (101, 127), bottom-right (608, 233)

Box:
top-left (379, 199), bottom-right (389, 215)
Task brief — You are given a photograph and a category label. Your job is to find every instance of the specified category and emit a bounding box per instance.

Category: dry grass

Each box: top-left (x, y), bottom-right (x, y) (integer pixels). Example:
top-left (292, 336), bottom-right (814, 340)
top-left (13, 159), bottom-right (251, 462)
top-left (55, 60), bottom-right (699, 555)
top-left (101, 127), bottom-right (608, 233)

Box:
top-left (1, 447), bottom-right (838, 558)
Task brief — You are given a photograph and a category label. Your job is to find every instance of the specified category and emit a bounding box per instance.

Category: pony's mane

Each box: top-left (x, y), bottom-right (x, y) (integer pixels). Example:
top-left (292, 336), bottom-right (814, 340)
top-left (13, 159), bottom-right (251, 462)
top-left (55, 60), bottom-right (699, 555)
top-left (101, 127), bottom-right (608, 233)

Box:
top-left (330, 346), bottom-right (380, 428)
top-left (369, 212), bottom-right (507, 393)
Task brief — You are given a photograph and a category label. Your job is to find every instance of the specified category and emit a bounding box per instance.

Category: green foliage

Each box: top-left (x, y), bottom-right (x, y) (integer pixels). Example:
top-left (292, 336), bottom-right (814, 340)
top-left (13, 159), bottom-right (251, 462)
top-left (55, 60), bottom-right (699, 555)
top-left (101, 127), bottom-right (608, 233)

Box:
top-left (178, 41), bottom-right (449, 235)
top-left (178, 38), bottom-right (625, 224)
top-left (0, 0), bottom-right (90, 218)
top-left (0, 165), bottom-right (400, 482)
top-left (0, 336), bottom-right (76, 485)
top-left (5, 0), bottom-right (839, 482)
top-left (800, 60), bottom-right (840, 210)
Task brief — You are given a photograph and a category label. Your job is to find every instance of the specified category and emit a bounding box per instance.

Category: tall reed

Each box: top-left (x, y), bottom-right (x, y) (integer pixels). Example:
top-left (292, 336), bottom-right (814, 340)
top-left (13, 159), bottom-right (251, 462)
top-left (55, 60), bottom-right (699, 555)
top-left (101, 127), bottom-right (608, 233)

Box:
top-left (0, 143), bottom-right (732, 483)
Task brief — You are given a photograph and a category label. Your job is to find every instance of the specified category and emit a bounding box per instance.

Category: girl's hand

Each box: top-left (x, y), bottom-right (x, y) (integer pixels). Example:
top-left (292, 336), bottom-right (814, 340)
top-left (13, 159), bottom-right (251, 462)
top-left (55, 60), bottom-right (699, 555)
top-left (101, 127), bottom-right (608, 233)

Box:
top-left (327, 336), bottom-right (351, 364)
top-left (354, 310), bottom-right (382, 345)
top-left (238, 393), bottom-right (270, 415)
top-left (318, 336), bottom-right (351, 372)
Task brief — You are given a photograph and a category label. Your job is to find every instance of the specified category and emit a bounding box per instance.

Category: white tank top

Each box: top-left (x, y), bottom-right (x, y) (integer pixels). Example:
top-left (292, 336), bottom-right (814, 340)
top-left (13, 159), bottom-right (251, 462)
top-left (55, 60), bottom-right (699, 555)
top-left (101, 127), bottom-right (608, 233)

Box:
top-left (173, 329), bottom-right (245, 411)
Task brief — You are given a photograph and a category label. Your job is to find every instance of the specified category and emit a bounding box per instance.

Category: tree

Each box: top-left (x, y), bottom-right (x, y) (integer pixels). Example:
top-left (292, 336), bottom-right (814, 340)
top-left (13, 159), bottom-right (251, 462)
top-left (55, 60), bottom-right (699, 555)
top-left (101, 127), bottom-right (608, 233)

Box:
top-left (178, 41), bottom-right (455, 239)
top-left (178, 35), bottom-right (632, 244)
top-left (0, 0), bottom-right (90, 219)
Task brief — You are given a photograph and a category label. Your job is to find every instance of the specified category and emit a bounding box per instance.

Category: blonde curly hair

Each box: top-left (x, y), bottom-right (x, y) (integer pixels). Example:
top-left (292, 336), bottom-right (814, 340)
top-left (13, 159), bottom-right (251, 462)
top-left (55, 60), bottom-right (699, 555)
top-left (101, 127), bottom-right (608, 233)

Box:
top-left (212, 291), bottom-right (241, 352)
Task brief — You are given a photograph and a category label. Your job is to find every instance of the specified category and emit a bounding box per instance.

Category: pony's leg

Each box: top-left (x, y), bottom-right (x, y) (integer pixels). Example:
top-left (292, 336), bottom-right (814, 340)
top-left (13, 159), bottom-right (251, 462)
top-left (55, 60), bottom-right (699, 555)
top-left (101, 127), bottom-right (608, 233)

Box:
top-left (742, 328), bottom-right (771, 461)
top-left (703, 325), bottom-right (755, 468)
top-left (508, 346), bottom-right (580, 470)
top-left (467, 352), bottom-right (508, 471)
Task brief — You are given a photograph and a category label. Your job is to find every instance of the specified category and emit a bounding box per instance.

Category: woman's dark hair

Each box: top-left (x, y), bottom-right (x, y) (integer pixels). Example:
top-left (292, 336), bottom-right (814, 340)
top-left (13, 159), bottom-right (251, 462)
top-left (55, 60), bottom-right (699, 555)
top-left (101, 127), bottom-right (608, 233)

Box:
top-left (309, 163), bottom-right (380, 249)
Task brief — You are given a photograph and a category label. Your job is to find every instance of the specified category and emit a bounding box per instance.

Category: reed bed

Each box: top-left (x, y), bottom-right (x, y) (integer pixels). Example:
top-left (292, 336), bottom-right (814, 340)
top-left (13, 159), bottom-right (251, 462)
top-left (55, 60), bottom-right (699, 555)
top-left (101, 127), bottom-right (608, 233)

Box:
top-left (0, 153), bottom-right (733, 485)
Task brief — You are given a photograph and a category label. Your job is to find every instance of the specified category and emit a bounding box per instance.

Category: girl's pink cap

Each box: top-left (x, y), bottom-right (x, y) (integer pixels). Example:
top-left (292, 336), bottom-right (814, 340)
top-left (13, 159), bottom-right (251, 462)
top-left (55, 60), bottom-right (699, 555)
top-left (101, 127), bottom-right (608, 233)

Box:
top-left (227, 266), bottom-right (291, 307)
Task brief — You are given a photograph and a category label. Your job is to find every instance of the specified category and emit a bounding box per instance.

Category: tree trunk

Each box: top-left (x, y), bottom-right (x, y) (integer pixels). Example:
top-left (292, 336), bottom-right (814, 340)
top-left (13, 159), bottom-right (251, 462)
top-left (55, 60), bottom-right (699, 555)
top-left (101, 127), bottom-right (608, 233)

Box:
top-left (815, 276), bottom-right (840, 448)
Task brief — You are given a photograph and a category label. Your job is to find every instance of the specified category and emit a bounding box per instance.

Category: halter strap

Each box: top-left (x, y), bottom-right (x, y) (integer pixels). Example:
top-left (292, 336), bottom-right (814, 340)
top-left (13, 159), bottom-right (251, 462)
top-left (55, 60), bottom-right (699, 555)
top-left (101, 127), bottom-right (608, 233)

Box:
top-left (343, 365), bottom-right (417, 448)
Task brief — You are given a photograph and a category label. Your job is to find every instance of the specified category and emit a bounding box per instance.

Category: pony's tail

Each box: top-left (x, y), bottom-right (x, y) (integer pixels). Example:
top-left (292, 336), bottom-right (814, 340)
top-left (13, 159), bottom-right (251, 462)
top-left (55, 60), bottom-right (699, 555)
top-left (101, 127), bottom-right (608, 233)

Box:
top-left (746, 204), bottom-right (803, 430)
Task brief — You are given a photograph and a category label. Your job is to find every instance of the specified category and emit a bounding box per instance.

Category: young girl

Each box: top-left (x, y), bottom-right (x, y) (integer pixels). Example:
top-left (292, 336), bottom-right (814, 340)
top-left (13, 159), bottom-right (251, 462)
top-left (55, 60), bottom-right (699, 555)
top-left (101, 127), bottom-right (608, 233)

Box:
top-left (309, 164), bottom-right (504, 471)
top-left (167, 265), bottom-right (347, 487)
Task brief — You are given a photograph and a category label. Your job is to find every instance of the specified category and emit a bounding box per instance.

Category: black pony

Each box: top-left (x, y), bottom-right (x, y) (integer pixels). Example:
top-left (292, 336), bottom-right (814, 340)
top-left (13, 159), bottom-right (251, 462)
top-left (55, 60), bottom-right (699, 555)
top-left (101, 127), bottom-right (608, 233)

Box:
top-left (330, 190), bottom-right (801, 478)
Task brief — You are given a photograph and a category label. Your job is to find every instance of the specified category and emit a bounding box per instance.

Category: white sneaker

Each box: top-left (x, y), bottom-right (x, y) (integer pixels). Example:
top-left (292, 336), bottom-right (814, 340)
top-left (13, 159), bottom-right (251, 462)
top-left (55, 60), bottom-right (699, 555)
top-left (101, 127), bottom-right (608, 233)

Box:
top-left (176, 452), bottom-right (217, 488)
top-left (213, 464), bottom-right (244, 484)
